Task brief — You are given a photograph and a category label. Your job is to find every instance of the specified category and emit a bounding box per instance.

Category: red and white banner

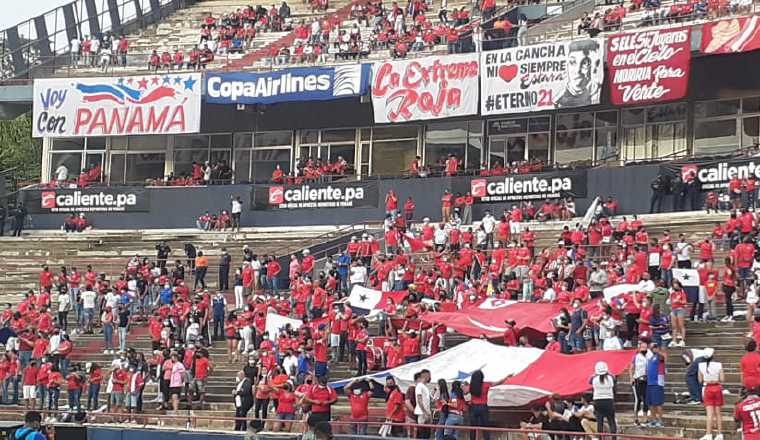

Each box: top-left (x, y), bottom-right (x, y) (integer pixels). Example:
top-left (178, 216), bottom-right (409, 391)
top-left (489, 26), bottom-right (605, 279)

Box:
top-left (422, 297), bottom-right (600, 338)
top-left (607, 27), bottom-right (691, 106)
top-left (330, 339), bottom-right (633, 407)
top-left (33, 74), bottom-right (202, 137)
top-left (701, 16), bottom-right (760, 54)
top-left (371, 53), bottom-right (479, 123)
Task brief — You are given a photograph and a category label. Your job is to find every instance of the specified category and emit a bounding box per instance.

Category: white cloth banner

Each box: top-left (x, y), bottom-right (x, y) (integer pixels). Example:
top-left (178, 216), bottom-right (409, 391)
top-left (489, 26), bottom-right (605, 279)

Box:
top-left (480, 39), bottom-right (605, 115)
top-left (33, 73), bottom-right (202, 137)
top-left (371, 53), bottom-right (480, 123)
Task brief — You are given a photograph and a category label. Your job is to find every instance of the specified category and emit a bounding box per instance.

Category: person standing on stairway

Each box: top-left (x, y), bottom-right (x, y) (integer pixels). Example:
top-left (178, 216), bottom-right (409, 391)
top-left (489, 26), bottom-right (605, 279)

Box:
top-left (195, 252), bottom-right (208, 290)
top-left (155, 241), bottom-right (171, 269)
top-left (219, 248), bottom-right (231, 291)
top-left (698, 348), bottom-right (724, 440)
top-left (233, 370), bottom-right (253, 431)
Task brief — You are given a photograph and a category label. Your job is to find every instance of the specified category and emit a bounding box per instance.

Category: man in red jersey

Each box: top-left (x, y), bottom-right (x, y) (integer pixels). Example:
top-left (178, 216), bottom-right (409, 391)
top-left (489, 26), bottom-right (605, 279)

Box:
top-left (735, 387), bottom-right (760, 439)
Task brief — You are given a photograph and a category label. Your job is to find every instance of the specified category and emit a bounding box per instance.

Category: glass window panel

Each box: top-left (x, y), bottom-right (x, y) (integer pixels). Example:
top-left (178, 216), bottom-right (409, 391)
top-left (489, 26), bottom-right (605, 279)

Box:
top-left (111, 137), bottom-right (128, 150)
top-left (125, 153), bottom-right (165, 183)
top-left (528, 133), bottom-right (550, 162)
top-left (299, 130), bottom-right (319, 144)
top-left (506, 136), bottom-right (527, 163)
top-left (173, 149), bottom-right (208, 176)
top-left (596, 111), bottom-right (618, 127)
top-left (595, 128), bottom-right (618, 163)
top-left (372, 126), bottom-right (419, 140)
top-left (694, 119), bottom-right (740, 156)
top-left (529, 117), bottom-right (551, 132)
top-left (234, 149), bottom-right (251, 183)
top-left (489, 119), bottom-right (527, 135)
top-left (622, 127), bottom-right (646, 161)
top-left (319, 146), bottom-right (329, 159)
top-left (210, 134), bottom-right (232, 148)
top-left (52, 138), bottom-right (84, 151)
top-left (555, 130), bottom-right (593, 164)
top-left (743, 117), bottom-right (760, 147)
top-left (174, 135), bottom-right (209, 149)
top-left (622, 108), bottom-right (645, 126)
top-left (360, 129), bottom-right (371, 141)
top-left (649, 123), bottom-right (686, 159)
top-left (372, 140), bottom-right (417, 175)
top-left (85, 153), bottom-right (104, 182)
top-left (467, 122), bottom-right (483, 170)
top-left (109, 154), bottom-right (126, 184)
top-left (255, 131), bottom-right (293, 148)
top-left (210, 150), bottom-right (231, 165)
top-left (695, 99), bottom-right (740, 119)
top-left (322, 129), bottom-right (356, 143)
top-left (646, 103), bottom-right (687, 123)
top-left (744, 97), bottom-right (760, 114)
top-left (234, 133), bottom-right (253, 149)
top-left (361, 143), bottom-right (370, 162)
top-left (128, 135), bottom-right (168, 150)
top-left (252, 149), bottom-right (290, 181)
top-left (50, 152), bottom-right (82, 181)
top-left (467, 145), bottom-right (481, 170)
top-left (489, 139), bottom-right (506, 168)
top-left (556, 113), bottom-right (594, 131)
top-left (86, 137), bottom-right (106, 150)
top-left (300, 146), bottom-right (316, 160)
top-left (329, 145), bottom-right (355, 166)
top-left (425, 121), bottom-right (467, 167)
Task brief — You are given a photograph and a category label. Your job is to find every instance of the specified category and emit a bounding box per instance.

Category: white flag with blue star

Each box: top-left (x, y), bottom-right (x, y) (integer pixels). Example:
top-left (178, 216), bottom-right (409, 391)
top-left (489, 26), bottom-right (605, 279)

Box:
top-left (345, 285), bottom-right (409, 320)
top-left (672, 268), bottom-right (700, 302)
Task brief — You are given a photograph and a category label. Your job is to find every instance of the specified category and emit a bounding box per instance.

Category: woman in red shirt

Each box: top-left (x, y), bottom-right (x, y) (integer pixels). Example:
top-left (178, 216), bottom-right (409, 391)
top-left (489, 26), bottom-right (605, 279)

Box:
top-left (444, 381), bottom-right (466, 436)
top-left (47, 365), bottom-right (63, 411)
top-left (669, 280), bottom-right (688, 347)
top-left (87, 363), bottom-right (102, 411)
top-left (385, 378), bottom-right (406, 437)
top-left (225, 312), bottom-right (240, 363)
top-left (272, 382), bottom-right (296, 432)
top-left (722, 257), bottom-right (736, 322)
top-left (660, 243), bottom-right (674, 287)
top-left (465, 370), bottom-right (490, 439)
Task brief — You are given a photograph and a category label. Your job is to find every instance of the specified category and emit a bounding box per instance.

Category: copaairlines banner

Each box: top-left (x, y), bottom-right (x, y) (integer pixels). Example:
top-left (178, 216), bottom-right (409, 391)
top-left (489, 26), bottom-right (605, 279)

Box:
top-left (33, 74), bottom-right (202, 138)
top-left (607, 27), bottom-right (691, 106)
top-left (480, 39), bottom-right (604, 115)
top-left (371, 53), bottom-right (479, 123)
top-left (204, 65), bottom-right (372, 104)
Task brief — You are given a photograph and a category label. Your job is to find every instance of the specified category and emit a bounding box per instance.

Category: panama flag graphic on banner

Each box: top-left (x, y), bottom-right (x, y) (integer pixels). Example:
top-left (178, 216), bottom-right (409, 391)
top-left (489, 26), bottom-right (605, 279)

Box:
top-left (344, 285), bottom-right (408, 319)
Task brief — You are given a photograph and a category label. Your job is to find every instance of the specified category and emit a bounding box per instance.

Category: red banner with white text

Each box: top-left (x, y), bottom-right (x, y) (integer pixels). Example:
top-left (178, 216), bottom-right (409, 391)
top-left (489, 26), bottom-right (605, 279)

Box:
top-left (607, 27), bottom-right (691, 106)
top-left (371, 53), bottom-right (479, 123)
top-left (701, 16), bottom-right (760, 54)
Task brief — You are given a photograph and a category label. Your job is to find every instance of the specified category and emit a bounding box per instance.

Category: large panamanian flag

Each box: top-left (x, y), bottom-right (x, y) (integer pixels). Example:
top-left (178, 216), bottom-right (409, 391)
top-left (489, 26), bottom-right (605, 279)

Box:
top-left (329, 339), bottom-right (633, 407)
top-left (673, 268), bottom-right (701, 303)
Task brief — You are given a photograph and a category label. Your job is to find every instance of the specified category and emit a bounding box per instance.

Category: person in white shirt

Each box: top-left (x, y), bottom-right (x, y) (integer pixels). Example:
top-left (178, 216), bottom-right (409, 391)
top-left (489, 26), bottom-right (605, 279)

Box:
top-left (81, 287), bottom-right (97, 332)
top-left (349, 261), bottom-right (368, 289)
top-left (630, 341), bottom-right (652, 423)
top-left (481, 211), bottom-right (496, 248)
top-left (591, 362), bottom-right (616, 434)
top-left (675, 236), bottom-right (693, 268)
top-left (697, 348), bottom-right (725, 440)
top-left (230, 195), bottom-right (242, 232)
top-left (57, 290), bottom-right (71, 331)
top-left (105, 290), bottom-right (119, 310)
top-left (414, 370), bottom-right (432, 434)
top-left (433, 224), bottom-right (448, 251)
top-left (55, 164), bottom-right (69, 184)
top-left (70, 38), bottom-right (81, 66)
top-left (636, 273), bottom-right (655, 294)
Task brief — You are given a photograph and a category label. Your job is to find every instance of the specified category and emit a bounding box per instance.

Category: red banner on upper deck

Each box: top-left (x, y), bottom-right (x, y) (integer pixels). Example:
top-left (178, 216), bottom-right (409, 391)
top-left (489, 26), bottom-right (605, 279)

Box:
top-left (607, 27), bottom-right (691, 106)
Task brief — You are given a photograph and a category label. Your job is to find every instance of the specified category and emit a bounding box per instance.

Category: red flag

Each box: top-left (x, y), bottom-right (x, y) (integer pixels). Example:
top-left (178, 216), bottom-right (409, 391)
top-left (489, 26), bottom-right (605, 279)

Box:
top-left (404, 233), bottom-right (427, 252)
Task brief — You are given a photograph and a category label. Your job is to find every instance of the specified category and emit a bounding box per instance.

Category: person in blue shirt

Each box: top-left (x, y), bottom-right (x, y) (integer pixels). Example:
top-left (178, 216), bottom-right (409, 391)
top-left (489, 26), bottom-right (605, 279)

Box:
top-left (297, 350), bottom-right (313, 385)
top-left (212, 292), bottom-right (227, 341)
top-left (15, 411), bottom-right (47, 440)
top-left (336, 251), bottom-right (351, 293)
top-left (159, 284), bottom-right (173, 305)
top-left (645, 343), bottom-right (666, 428)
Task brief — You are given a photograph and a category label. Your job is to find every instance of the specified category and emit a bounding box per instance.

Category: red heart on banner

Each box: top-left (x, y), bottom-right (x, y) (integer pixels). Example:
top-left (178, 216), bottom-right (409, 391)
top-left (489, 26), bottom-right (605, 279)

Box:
top-left (498, 64), bottom-right (518, 82)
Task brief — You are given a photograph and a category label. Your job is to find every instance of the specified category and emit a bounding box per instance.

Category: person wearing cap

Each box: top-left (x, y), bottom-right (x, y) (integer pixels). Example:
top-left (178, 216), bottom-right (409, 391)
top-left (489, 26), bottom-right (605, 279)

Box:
top-left (591, 361), bottom-right (616, 434)
top-left (697, 347), bottom-right (724, 440)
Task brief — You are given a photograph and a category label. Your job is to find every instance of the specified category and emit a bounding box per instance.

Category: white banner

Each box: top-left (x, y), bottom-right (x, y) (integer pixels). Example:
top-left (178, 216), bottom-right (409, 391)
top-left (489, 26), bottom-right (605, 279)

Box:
top-left (371, 53), bottom-right (480, 123)
top-left (480, 39), bottom-right (605, 115)
top-left (33, 73), bottom-right (202, 138)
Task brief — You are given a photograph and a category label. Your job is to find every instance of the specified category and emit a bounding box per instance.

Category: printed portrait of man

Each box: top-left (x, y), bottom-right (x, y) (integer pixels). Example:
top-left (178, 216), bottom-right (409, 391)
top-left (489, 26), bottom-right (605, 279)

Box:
top-left (556, 39), bottom-right (603, 108)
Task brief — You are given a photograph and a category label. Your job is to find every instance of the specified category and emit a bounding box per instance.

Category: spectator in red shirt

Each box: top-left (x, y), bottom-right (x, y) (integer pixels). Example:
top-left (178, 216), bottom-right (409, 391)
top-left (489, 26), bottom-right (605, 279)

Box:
top-left (22, 359), bottom-right (38, 409)
top-left (304, 375), bottom-right (337, 424)
top-left (194, 351), bottom-right (212, 408)
top-left (346, 379), bottom-right (371, 435)
top-left (385, 377), bottom-right (406, 436)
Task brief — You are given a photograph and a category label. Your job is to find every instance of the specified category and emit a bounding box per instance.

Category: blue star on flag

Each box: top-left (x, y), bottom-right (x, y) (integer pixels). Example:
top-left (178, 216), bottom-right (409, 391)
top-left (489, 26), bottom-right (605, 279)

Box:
top-left (183, 76), bottom-right (197, 91)
top-left (174, 76), bottom-right (182, 85)
top-left (359, 294), bottom-right (368, 302)
top-left (162, 75), bottom-right (171, 84)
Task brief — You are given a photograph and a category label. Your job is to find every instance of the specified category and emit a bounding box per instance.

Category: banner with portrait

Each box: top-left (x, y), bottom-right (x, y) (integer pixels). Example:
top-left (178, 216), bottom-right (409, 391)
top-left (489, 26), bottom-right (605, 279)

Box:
top-left (480, 39), bottom-right (605, 115)
top-left (701, 16), bottom-right (760, 54)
